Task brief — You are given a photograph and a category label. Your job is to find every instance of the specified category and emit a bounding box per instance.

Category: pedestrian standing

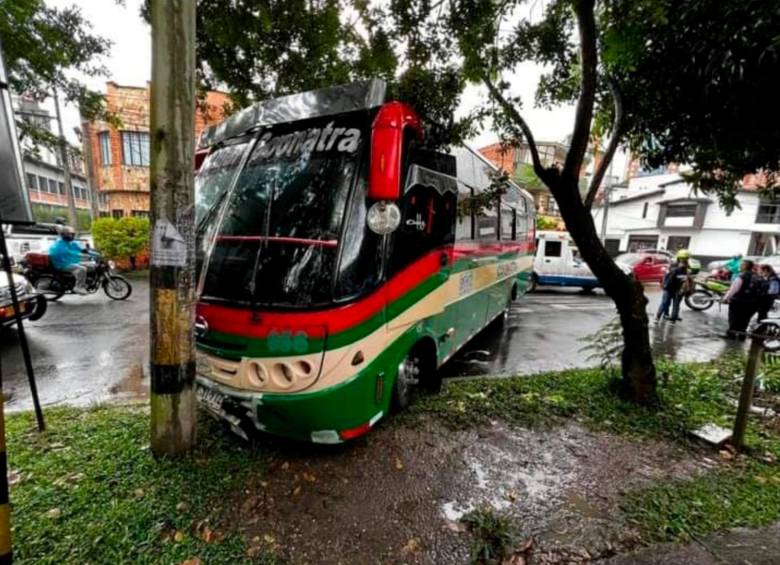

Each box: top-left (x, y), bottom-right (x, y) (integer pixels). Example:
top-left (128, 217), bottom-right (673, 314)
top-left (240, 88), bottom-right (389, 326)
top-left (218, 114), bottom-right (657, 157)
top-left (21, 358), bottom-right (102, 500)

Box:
top-left (757, 264), bottom-right (780, 320)
top-left (724, 259), bottom-right (760, 339)
top-left (656, 254), bottom-right (689, 323)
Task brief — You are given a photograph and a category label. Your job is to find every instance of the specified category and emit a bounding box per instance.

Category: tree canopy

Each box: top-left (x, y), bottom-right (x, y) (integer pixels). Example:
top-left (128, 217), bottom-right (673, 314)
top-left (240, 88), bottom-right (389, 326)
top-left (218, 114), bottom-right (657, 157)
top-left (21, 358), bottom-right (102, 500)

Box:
top-left (0, 0), bottom-right (115, 148)
top-left (604, 0), bottom-right (780, 206)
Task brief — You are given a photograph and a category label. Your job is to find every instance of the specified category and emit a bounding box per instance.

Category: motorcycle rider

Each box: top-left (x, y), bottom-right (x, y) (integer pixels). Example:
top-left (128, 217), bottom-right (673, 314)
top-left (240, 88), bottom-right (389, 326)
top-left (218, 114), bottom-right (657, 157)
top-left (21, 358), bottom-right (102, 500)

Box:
top-left (725, 254), bottom-right (743, 281)
top-left (49, 226), bottom-right (89, 295)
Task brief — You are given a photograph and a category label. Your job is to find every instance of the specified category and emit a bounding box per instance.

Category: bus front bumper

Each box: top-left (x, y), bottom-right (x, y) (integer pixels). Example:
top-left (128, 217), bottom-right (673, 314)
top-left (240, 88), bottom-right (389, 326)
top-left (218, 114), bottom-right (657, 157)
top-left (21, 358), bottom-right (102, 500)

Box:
top-left (195, 371), bottom-right (386, 444)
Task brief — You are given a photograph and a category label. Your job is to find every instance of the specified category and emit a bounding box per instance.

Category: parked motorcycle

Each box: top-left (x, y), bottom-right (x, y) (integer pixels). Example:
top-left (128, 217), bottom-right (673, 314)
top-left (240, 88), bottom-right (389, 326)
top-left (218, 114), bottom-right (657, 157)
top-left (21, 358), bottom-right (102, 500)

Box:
top-left (684, 276), bottom-right (729, 311)
top-left (21, 251), bottom-right (132, 301)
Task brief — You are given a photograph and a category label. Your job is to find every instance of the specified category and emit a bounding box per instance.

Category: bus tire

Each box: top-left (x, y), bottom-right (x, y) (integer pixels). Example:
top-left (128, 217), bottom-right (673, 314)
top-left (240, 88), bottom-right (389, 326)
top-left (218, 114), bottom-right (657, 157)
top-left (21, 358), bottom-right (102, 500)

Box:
top-left (527, 274), bottom-right (538, 293)
top-left (392, 340), bottom-right (439, 411)
top-left (510, 283), bottom-right (518, 302)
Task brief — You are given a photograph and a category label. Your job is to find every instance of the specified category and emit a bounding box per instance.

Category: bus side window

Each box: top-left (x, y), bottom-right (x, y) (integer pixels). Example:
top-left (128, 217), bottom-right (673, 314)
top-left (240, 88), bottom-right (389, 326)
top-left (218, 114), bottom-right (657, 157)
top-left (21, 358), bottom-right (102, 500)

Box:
top-left (456, 186), bottom-right (473, 240)
top-left (390, 184), bottom-right (456, 274)
top-left (476, 199), bottom-right (497, 241)
top-left (516, 199), bottom-right (528, 241)
top-left (500, 204), bottom-right (513, 240)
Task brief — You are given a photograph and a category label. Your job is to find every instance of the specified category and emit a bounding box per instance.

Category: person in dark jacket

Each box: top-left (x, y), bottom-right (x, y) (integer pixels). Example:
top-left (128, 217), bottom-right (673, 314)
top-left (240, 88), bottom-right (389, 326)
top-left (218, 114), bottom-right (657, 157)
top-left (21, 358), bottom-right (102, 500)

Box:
top-left (724, 259), bottom-right (759, 339)
top-left (757, 264), bottom-right (780, 321)
top-left (656, 257), bottom-right (689, 322)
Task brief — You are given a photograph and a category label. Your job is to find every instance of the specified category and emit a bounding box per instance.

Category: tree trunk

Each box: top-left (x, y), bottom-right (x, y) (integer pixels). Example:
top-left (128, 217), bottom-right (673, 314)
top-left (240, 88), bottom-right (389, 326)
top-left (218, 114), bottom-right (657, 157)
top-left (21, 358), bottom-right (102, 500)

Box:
top-left (549, 177), bottom-right (658, 405)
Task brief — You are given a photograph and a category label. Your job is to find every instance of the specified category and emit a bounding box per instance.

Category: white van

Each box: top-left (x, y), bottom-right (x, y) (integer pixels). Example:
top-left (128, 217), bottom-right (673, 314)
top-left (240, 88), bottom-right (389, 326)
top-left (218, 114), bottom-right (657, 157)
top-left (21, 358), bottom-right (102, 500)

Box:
top-left (531, 230), bottom-right (601, 291)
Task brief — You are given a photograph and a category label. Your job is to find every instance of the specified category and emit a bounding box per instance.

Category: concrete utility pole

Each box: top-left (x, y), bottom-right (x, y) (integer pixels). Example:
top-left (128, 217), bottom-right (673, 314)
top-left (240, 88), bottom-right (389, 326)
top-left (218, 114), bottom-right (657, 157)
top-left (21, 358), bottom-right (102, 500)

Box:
top-left (52, 88), bottom-right (79, 229)
top-left (149, 0), bottom-right (197, 456)
top-left (77, 116), bottom-right (100, 220)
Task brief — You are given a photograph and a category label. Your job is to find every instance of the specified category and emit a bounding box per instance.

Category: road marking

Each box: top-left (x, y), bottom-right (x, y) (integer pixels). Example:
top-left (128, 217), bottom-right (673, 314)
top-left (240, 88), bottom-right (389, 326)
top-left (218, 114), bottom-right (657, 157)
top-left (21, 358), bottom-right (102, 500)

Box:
top-left (511, 308), bottom-right (534, 314)
top-left (551, 304), bottom-right (616, 310)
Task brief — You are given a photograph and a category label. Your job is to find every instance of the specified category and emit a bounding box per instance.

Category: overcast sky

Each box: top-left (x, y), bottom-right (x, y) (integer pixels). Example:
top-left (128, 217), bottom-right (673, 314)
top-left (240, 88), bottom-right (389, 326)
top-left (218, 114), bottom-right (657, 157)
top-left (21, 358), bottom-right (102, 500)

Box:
top-left (46, 0), bottom-right (626, 176)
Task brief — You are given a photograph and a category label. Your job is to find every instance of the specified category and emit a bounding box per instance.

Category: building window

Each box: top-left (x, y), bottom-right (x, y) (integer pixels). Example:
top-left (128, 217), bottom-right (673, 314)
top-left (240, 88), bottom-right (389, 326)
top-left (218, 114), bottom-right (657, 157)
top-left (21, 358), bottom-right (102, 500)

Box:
top-left (58, 182), bottom-right (65, 195)
top-left (121, 131), bottom-right (150, 167)
top-left (112, 209), bottom-right (124, 219)
top-left (27, 173), bottom-right (37, 191)
top-left (99, 132), bottom-right (112, 166)
top-left (665, 203), bottom-right (697, 217)
top-left (47, 178), bottom-right (58, 194)
top-left (131, 210), bottom-right (149, 218)
top-left (756, 201), bottom-right (780, 224)
top-left (642, 202), bottom-right (648, 219)
top-left (666, 236), bottom-right (691, 251)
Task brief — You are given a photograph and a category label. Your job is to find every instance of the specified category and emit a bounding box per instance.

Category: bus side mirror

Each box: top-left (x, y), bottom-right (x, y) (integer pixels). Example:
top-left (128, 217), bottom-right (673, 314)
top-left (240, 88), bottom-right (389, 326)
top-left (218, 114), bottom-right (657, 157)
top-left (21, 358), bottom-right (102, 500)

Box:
top-left (368, 102), bottom-right (422, 201)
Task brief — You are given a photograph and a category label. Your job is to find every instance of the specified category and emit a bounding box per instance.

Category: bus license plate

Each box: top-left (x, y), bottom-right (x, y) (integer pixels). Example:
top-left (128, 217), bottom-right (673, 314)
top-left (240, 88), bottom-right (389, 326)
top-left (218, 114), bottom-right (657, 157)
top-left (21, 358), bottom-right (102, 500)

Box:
top-left (197, 387), bottom-right (226, 413)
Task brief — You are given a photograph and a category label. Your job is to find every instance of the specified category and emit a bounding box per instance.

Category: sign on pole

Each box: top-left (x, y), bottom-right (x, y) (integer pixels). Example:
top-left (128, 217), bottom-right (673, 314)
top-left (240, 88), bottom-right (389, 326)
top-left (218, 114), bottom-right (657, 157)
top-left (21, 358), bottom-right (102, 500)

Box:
top-left (0, 38), bottom-right (32, 224)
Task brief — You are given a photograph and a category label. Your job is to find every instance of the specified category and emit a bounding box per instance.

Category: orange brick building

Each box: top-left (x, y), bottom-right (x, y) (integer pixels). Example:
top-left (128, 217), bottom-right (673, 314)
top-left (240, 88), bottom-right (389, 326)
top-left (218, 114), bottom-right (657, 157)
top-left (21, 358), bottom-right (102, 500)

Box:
top-left (84, 82), bottom-right (230, 218)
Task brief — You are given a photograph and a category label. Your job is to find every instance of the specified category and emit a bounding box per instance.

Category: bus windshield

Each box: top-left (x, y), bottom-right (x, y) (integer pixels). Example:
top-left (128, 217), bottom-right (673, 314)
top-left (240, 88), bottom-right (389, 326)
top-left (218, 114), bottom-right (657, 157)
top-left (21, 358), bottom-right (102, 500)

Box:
top-left (200, 112), bottom-right (378, 307)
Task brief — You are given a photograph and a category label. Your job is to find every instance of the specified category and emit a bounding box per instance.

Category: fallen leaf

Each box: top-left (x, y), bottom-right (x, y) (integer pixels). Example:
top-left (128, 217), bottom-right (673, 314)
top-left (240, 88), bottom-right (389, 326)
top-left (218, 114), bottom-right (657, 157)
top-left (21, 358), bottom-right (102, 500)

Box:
top-left (302, 472), bottom-right (316, 483)
top-left (199, 527), bottom-right (214, 543)
top-left (506, 490), bottom-right (519, 502)
top-left (46, 508), bottom-right (61, 519)
top-left (281, 462), bottom-right (290, 470)
top-left (134, 488), bottom-right (145, 498)
top-left (176, 502), bottom-right (188, 512)
top-left (755, 476), bottom-right (768, 484)
top-left (179, 559), bottom-right (201, 565)
top-left (719, 450), bottom-right (735, 461)
top-left (174, 531), bottom-right (186, 543)
top-left (395, 458), bottom-right (404, 470)
top-left (263, 533), bottom-right (276, 545)
top-left (292, 485), bottom-right (302, 496)
top-left (502, 555), bottom-right (525, 565)
top-left (246, 546), bottom-right (264, 558)
top-left (260, 481), bottom-right (269, 488)
top-left (401, 538), bottom-right (421, 554)
top-left (443, 521), bottom-right (467, 533)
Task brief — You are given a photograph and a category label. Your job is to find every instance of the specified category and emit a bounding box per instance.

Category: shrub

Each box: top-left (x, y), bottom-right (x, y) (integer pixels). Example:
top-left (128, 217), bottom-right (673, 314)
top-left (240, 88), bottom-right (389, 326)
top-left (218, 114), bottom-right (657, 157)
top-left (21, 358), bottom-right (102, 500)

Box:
top-left (92, 216), bottom-right (149, 267)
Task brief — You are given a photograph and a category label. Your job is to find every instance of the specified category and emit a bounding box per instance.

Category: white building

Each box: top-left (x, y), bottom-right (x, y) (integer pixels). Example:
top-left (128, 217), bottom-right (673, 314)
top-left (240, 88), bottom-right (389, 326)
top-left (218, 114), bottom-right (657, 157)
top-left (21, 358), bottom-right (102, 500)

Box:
top-left (592, 172), bottom-right (780, 264)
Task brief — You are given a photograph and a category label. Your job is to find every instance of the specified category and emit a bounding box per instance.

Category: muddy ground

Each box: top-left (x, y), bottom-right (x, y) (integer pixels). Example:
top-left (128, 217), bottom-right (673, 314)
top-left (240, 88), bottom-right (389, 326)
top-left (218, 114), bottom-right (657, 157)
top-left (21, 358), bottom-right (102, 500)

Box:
top-left (232, 416), bottom-right (719, 564)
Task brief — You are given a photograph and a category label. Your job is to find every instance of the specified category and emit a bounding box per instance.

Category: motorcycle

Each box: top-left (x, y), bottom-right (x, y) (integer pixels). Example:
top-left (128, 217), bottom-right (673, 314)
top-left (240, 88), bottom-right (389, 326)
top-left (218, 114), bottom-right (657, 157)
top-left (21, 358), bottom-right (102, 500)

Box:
top-left (684, 276), bottom-right (729, 311)
top-left (21, 251), bottom-right (132, 301)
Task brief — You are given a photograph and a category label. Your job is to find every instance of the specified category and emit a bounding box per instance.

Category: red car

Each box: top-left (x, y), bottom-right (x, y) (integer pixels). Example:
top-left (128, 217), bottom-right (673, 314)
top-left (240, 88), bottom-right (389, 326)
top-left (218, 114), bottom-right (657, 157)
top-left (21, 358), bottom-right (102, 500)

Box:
top-left (614, 252), bottom-right (672, 283)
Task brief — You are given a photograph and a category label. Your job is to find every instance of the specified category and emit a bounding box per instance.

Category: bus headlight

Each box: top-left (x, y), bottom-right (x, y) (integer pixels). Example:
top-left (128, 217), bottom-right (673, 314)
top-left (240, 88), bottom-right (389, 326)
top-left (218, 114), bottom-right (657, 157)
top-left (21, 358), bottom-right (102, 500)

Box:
top-left (367, 201), bottom-right (401, 235)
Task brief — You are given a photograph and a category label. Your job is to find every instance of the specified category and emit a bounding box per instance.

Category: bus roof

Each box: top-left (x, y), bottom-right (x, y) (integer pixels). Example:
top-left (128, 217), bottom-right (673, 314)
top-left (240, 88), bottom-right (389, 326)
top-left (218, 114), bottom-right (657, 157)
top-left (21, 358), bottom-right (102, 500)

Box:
top-left (197, 79), bottom-right (387, 150)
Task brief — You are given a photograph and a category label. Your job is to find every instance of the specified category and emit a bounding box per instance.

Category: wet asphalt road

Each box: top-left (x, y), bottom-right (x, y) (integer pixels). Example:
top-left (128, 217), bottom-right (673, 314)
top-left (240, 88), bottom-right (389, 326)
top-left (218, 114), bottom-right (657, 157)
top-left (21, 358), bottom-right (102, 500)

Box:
top-left (0, 277), bottom-right (742, 411)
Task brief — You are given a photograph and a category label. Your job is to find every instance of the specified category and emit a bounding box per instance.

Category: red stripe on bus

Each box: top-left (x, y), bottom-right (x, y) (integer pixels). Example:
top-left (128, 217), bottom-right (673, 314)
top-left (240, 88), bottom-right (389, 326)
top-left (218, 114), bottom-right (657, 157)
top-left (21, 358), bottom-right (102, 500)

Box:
top-left (216, 235), bottom-right (339, 248)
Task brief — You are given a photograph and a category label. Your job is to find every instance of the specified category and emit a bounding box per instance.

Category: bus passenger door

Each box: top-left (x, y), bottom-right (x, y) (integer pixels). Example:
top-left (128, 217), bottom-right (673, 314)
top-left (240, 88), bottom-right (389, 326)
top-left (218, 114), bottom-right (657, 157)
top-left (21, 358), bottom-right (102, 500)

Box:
top-left (387, 182), bottom-right (456, 358)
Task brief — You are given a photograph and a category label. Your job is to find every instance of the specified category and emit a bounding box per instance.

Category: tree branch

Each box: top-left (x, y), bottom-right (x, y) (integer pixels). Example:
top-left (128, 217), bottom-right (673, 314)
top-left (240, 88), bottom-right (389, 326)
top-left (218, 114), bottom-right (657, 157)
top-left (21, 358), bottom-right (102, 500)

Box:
top-left (482, 72), bottom-right (549, 182)
top-left (562, 0), bottom-right (597, 184)
top-left (584, 79), bottom-right (624, 209)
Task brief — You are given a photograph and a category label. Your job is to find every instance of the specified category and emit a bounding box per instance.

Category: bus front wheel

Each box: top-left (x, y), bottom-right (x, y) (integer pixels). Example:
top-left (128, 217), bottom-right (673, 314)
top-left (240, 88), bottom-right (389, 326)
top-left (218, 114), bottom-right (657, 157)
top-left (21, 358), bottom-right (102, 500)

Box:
top-left (392, 342), bottom-right (439, 411)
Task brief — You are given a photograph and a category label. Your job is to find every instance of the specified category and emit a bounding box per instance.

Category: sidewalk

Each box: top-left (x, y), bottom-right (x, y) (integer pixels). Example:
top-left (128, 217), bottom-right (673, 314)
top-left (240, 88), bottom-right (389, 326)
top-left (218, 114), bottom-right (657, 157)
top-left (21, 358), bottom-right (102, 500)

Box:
top-left (606, 521), bottom-right (780, 564)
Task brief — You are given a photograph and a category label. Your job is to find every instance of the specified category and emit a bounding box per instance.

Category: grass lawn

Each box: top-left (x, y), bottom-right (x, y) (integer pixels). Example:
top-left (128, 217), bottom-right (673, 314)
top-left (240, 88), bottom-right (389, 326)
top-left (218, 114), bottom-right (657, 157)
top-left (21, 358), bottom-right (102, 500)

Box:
top-left (7, 407), bottom-right (274, 564)
top-left (5, 355), bottom-right (780, 562)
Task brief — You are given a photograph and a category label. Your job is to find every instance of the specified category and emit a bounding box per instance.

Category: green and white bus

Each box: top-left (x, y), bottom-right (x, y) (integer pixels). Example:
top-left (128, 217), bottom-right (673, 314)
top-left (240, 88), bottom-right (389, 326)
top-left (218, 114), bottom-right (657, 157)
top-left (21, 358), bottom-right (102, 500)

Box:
top-left (194, 80), bottom-right (536, 442)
